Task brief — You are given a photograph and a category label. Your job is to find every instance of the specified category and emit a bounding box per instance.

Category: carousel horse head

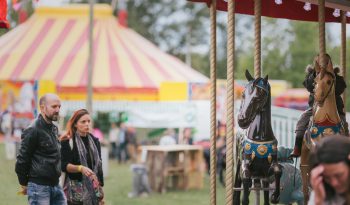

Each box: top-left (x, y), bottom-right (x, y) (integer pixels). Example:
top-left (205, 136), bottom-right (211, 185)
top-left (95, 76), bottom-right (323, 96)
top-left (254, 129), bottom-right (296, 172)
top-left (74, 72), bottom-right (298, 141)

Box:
top-left (313, 54), bottom-right (335, 106)
top-left (238, 70), bottom-right (270, 129)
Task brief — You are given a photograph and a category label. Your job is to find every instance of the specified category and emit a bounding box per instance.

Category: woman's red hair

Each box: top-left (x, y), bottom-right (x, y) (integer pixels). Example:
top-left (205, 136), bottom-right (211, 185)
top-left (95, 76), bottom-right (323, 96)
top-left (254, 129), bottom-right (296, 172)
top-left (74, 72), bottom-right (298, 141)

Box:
top-left (65, 109), bottom-right (90, 138)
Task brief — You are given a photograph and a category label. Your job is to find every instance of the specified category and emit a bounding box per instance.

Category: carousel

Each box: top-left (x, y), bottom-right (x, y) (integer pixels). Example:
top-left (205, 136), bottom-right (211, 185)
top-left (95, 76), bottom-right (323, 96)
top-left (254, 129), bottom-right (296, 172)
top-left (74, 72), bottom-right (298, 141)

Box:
top-left (188, 0), bottom-right (349, 205)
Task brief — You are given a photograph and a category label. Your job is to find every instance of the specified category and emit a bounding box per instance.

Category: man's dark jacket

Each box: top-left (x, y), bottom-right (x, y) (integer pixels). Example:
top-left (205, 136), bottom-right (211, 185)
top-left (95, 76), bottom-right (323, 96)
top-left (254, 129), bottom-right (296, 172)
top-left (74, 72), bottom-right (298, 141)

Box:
top-left (15, 114), bottom-right (61, 186)
top-left (303, 68), bottom-right (346, 116)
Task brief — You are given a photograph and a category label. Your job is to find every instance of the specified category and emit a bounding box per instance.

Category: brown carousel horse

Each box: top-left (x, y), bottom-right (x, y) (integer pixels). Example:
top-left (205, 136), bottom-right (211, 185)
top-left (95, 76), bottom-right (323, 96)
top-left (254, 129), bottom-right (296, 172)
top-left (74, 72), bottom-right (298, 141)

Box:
top-left (300, 54), bottom-right (345, 204)
top-left (234, 70), bottom-right (282, 205)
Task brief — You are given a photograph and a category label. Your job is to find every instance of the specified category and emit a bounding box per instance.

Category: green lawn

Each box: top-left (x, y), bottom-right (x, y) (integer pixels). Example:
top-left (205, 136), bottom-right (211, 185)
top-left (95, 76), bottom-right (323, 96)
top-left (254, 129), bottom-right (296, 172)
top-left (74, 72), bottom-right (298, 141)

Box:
top-left (1, 143), bottom-right (293, 205)
top-left (0, 143), bottom-right (226, 205)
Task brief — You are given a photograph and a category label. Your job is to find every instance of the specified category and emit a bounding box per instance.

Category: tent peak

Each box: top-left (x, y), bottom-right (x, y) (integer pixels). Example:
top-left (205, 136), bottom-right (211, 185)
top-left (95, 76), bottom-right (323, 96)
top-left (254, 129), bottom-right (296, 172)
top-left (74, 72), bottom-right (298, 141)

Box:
top-left (35, 4), bottom-right (113, 18)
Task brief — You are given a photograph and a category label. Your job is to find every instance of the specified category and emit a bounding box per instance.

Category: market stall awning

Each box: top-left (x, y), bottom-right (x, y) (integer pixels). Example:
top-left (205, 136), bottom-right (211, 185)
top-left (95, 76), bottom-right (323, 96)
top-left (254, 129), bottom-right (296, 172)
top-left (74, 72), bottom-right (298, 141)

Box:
top-left (0, 0), bottom-right (9, 28)
top-left (272, 88), bottom-right (309, 110)
top-left (190, 0), bottom-right (350, 23)
top-left (0, 4), bottom-right (208, 94)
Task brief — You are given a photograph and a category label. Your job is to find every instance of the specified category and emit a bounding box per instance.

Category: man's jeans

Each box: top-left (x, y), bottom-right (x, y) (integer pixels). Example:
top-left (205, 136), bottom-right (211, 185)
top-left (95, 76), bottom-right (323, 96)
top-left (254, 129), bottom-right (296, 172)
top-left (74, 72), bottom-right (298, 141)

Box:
top-left (27, 182), bottom-right (67, 205)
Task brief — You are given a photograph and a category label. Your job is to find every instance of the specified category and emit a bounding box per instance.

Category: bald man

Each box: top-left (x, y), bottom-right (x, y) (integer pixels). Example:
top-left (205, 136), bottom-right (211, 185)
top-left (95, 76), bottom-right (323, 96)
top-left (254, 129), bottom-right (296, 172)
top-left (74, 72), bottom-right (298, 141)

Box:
top-left (15, 93), bottom-right (67, 205)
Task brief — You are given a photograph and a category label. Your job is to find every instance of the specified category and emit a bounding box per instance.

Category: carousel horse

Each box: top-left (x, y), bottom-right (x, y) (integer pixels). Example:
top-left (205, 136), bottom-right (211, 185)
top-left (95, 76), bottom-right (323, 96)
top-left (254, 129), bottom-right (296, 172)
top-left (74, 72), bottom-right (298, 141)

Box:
top-left (300, 54), bottom-right (345, 204)
top-left (233, 70), bottom-right (282, 205)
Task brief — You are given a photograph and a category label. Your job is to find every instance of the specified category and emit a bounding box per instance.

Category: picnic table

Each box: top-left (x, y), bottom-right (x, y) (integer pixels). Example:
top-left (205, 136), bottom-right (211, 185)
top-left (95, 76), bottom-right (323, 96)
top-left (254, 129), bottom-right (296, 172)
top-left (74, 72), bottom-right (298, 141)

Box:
top-left (139, 145), bottom-right (205, 193)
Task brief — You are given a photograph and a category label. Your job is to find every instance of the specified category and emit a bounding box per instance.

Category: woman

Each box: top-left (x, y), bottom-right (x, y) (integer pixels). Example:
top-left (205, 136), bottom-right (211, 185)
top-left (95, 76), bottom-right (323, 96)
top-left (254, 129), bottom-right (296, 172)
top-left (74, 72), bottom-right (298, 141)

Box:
top-left (308, 135), bottom-right (350, 205)
top-left (61, 109), bottom-right (104, 205)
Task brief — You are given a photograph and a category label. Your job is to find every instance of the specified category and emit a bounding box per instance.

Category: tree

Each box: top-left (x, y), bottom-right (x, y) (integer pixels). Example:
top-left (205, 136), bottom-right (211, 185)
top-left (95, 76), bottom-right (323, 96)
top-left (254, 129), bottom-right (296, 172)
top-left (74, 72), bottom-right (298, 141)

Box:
top-left (283, 21), bottom-right (319, 87)
top-left (127, 1), bottom-right (209, 57)
top-left (328, 39), bottom-right (350, 111)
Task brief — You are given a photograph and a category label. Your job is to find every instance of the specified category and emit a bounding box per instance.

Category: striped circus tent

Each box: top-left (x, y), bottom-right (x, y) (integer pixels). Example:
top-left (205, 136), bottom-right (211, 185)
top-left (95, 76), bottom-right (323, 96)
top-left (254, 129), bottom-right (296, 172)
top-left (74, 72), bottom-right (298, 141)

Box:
top-left (0, 4), bottom-right (208, 101)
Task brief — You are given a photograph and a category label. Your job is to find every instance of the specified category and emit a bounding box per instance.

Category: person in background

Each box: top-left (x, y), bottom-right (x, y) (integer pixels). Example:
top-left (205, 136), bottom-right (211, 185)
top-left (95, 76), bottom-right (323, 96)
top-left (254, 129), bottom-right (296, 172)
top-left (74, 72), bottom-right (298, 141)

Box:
top-left (126, 126), bottom-right (138, 163)
top-left (15, 93), bottom-right (66, 205)
top-left (308, 135), bottom-right (350, 205)
top-left (92, 121), bottom-right (104, 143)
top-left (118, 122), bottom-right (127, 163)
top-left (179, 127), bottom-right (193, 145)
top-left (203, 122), bottom-right (226, 175)
top-left (108, 122), bottom-right (119, 160)
top-left (159, 128), bottom-right (176, 146)
top-left (61, 109), bottom-right (104, 205)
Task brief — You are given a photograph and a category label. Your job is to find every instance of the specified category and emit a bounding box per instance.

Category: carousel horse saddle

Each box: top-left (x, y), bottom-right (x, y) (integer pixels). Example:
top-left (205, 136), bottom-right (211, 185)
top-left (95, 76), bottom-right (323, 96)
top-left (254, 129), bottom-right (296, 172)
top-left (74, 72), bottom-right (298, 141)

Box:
top-left (242, 138), bottom-right (278, 160)
top-left (309, 123), bottom-right (342, 139)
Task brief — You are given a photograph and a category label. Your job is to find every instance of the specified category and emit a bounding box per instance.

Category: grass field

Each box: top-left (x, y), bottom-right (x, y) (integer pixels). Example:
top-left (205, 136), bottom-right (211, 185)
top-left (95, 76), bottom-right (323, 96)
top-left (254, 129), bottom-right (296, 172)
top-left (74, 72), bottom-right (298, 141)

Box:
top-left (0, 143), bottom-right (293, 205)
top-left (0, 143), bottom-right (227, 205)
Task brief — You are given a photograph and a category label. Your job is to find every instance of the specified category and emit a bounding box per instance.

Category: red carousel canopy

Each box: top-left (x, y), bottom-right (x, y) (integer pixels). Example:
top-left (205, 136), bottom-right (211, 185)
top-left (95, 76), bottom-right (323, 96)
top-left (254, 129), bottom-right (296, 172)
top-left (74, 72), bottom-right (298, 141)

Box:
top-left (190, 0), bottom-right (350, 23)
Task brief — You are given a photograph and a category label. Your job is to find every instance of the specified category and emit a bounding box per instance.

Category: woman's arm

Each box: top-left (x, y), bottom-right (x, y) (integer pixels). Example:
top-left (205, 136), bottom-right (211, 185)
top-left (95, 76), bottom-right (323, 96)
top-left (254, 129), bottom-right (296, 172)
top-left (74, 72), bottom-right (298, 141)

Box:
top-left (66, 163), bottom-right (95, 177)
top-left (61, 139), bottom-right (95, 177)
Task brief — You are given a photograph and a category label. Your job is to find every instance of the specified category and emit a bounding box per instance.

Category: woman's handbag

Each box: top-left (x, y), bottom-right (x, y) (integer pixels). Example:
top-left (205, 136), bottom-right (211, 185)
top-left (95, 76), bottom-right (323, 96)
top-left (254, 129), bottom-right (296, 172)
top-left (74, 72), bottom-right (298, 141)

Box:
top-left (64, 175), bottom-right (104, 203)
top-left (64, 178), bottom-right (84, 203)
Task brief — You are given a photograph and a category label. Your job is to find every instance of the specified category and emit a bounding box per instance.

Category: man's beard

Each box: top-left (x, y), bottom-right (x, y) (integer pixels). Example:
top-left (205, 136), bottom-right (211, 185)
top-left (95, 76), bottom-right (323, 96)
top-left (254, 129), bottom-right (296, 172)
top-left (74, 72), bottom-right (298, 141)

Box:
top-left (45, 113), bottom-right (59, 122)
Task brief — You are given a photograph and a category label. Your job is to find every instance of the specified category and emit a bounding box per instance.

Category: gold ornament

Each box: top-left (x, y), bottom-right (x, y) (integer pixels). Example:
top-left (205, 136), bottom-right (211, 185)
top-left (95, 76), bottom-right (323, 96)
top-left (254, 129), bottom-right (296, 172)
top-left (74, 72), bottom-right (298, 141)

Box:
top-left (245, 143), bottom-right (251, 151)
top-left (257, 145), bottom-right (268, 156)
top-left (268, 154), bottom-right (272, 163)
top-left (323, 128), bottom-right (334, 135)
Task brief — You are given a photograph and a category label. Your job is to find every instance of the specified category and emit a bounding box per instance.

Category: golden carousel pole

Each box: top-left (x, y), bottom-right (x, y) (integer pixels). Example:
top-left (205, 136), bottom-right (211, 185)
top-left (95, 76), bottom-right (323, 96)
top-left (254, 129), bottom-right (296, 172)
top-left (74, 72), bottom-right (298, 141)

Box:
top-left (341, 11), bottom-right (346, 113)
top-left (300, 1), bottom-right (326, 204)
top-left (253, 0), bottom-right (262, 203)
top-left (318, 0), bottom-right (326, 68)
top-left (254, 0), bottom-right (262, 78)
top-left (209, 0), bottom-right (217, 204)
top-left (225, 0), bottom-right (236, 204)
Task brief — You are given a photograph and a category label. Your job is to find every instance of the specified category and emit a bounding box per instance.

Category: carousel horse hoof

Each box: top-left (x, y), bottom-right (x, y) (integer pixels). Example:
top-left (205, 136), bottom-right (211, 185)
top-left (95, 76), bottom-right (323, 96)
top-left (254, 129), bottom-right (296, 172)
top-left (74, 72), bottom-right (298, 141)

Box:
top-left (270, 193), bottom-right (280, 204)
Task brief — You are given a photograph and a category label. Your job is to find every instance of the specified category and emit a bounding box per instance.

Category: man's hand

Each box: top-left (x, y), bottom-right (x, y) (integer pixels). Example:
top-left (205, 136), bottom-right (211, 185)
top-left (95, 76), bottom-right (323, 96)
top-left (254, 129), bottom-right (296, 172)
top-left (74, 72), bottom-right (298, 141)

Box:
top-left (310, 165), bottom-right (326, 205)
top-left (17, 185), bottom-right (27, 195)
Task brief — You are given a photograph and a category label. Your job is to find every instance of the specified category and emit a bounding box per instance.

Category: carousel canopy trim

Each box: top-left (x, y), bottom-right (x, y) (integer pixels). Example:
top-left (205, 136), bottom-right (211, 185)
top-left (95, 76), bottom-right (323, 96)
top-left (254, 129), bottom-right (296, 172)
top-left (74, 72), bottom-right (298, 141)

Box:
top-left (190, 0), bottom-right (350, 23)
top-left (0, 4), bottom-right (208, 91)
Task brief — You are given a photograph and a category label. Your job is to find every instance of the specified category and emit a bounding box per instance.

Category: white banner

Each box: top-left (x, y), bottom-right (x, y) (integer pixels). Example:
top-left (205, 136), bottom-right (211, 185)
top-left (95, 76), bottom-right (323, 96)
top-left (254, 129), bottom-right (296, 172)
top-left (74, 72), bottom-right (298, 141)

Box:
top-left (61, 100), bottom-right (210, 140)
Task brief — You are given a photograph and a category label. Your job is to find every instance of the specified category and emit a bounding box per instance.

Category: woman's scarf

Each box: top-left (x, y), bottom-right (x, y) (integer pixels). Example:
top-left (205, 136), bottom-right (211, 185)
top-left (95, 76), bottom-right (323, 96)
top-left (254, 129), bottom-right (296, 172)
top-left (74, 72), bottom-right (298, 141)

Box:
top-left (75, 132), bottom-right (103, 205)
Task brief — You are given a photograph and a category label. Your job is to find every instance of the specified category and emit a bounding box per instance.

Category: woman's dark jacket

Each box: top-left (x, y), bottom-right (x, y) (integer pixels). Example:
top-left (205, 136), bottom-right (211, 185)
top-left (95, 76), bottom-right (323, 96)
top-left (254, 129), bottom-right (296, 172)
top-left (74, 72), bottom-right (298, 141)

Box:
top-left (303, 69), bottom-right (346, 116)
top-left (61, 134), bottom-right (104, 186)
top-left (15, 114), bottom-right (61, 186)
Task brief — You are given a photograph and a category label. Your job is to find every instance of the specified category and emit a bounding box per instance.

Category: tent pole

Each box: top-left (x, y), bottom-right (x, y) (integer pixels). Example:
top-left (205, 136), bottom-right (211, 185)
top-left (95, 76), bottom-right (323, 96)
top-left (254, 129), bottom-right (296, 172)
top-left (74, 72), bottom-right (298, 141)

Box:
top-left (87, 0), bottom-right (94, 115)
top-left (209, 0), bottom-right (217, 205)
top-left (225, 0), bottom-right (235, 205)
